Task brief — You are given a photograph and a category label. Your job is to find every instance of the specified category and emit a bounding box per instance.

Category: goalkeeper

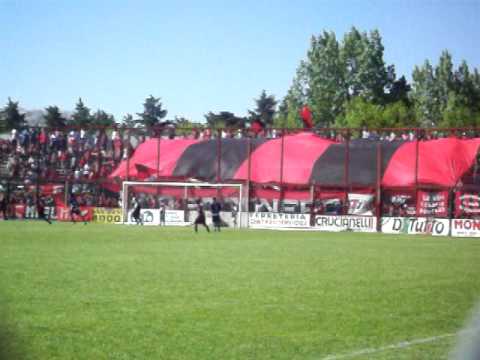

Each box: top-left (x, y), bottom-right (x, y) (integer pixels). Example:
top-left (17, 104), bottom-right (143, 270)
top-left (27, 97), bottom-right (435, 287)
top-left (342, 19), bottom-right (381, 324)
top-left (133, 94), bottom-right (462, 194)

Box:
top-left (194, 199), bottom-right (210, 233)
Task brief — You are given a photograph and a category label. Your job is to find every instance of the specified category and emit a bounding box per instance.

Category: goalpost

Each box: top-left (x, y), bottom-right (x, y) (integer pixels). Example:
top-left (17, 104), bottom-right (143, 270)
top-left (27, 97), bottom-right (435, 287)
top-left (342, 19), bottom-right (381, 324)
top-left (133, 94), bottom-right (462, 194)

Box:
top-left (121, 181), bottom-right (245, 227)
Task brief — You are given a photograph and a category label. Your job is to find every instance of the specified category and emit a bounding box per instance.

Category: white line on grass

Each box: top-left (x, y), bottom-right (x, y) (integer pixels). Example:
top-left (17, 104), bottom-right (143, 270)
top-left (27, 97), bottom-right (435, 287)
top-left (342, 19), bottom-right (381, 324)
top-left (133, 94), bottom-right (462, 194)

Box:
top-left (320, 332), bottom-right (459, 360)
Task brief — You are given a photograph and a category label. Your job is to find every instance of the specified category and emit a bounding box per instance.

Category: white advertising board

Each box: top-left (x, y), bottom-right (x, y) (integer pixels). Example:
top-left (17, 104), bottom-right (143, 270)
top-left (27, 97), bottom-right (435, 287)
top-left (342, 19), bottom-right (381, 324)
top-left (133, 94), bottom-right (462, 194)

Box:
top-left (381, 217), bottom-right (450, 236)
top-left (451, 219), bottom-right (480, 237)
top-left (314, 215), bottom-right (377, 232)
top-left (127, 209), bottom-right (160, 226)
top-left (164, 210), bottom-right (189, 226)
top-left (249, 212), bottom-right (310, 229)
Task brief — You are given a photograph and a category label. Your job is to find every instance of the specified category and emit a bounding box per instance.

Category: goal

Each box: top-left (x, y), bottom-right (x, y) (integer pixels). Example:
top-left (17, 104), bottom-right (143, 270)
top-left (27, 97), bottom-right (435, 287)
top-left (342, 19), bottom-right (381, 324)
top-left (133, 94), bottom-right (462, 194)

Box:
top-left (121, 181), bottom-right (245, 227)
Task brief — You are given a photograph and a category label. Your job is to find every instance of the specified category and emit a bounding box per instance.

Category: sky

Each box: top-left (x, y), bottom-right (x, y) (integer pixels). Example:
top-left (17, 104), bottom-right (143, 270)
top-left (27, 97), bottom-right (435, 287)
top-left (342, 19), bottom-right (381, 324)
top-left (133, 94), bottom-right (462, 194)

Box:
top-left (1, 0), bottom-right (479, 122)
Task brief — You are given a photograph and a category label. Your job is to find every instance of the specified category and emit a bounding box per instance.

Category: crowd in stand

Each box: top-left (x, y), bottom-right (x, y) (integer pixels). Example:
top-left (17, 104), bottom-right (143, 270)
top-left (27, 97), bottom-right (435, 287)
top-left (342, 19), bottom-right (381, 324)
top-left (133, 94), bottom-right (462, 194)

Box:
top-left (1, 125), bottom-right (479, 218)
top-left (0, 128), bottom-right (129, 182)
top-left (2, 126), bottom-right (476, 184)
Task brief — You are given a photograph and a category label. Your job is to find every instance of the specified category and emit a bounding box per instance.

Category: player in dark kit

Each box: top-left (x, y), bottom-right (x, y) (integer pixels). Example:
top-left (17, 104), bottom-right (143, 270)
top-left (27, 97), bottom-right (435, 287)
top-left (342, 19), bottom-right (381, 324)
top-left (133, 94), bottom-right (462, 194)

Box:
top-left (0, 192), bottom-right (8, 220)
top-left (194, 199), bottom-right (210, 233)
top-left (37, 197), bottom-right (52, 224)
top-left (131, 196), bottom-right (143, 225)
top-left (70, 193), bottom-right (87, 224)
top-left (210, 197), bottom-right (222, 232)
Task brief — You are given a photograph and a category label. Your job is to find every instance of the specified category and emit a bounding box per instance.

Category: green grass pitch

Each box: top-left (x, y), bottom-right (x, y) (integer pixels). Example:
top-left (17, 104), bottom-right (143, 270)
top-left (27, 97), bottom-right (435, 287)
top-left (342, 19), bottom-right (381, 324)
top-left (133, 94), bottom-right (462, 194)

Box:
top-left (1, 221), bottom-right (480, 359)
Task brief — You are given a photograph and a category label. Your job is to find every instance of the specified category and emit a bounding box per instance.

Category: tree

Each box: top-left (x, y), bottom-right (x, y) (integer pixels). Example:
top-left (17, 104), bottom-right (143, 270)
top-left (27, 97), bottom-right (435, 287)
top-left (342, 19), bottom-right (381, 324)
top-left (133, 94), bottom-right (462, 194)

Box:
top-left (358, 29), bottom-right (394, 103)
top-left (439, 91), bottom-right (477, 128)
top-left (92, 110), bottom-right (116, 126)
top-left (386, 76), bottom-right (411, 105)
top-left (279, 27), bottom-right (396, 128)
top-left (121, 113), bottom-right (136, 128)
top-left (204, 111), bottom-right (246, 129)
top-left (43, 106), bottom-right (67, 128)
top-left (411, 60), bottom-right (440, 127)
top-left (339, 97), bottom-right (384, 128)
top-left (275, 63), bottom-right (308, 128)
top-left (340, 27), bottom-right (365, 99)
top-left (71, 98), bottom-right (93, 127)
top-left (248, 90), bottom-right (277, 127)
top-left (338, 97), bottom-right (415, 129)
top-left (435, 50), bottom-right (454, 111)
top-left (0, 98), bottom-right (26, 131)
top-left (382, 101), bottom-right (416, 128)
top-left (306, 31), bottom-right (345, 126)
top-left (339, 28), bottom-right (394, 105)
top-left (136, 95), bottom-right (167, 128)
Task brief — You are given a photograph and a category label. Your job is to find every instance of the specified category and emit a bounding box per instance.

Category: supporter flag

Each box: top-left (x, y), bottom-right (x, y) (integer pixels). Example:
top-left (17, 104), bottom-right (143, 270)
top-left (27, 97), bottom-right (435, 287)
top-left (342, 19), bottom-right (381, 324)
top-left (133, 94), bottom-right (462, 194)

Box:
top-left (251, 119), bottom-right (265, 135)
top-left (300, 105), bottom-right (313, 129)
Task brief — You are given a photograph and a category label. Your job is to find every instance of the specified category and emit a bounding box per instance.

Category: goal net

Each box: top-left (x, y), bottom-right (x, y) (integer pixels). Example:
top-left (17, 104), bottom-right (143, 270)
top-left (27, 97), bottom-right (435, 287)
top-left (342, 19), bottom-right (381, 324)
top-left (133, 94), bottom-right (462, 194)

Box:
top-left (121, 181), bottom-right (244, 227)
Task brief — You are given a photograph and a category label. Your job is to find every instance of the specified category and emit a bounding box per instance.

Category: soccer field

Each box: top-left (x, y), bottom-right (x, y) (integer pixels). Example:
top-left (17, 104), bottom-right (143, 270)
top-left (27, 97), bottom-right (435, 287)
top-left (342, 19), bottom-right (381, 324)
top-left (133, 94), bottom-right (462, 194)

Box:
top-left (0, 222), bottom-right (479, 359)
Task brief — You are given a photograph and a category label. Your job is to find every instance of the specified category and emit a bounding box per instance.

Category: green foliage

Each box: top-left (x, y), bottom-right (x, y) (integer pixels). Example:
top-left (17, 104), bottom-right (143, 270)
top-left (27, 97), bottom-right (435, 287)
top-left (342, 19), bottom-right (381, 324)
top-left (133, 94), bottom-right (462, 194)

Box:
top-left (204, 111), bottom-right (246, 129)
top-left (248, 90), bottom-right (277, 126)
top-left (43, 106), bottom-right (67, 128)
top-left (439, 91), bottom-right (478, 128)
top-left (340, 97), bottom-right (384, 128)
top-left (411, 60), bottom-right (440, 127)
top-left (338, 97), bottom-right (415, 129)
top-left (387, 76), bottom-right (411, 105)
top-left (283, 27), bottom-right (397, 128)
top-left (92, 109), bottom-right (116, 126)
top-left (121, 113), bottom-right (136, 128)
top-left (274, 64), bottom-right (307, 128)
top-left (173, 116), bottom-right (204, 135)
top-left (0, 98), bottom-right (26, 131)
top-left (305, 31), bottom-right (345, 126)
top-left (70, 98), bottom-right (93, 127)
top-left (1, 222), bottom-right (479, 359)
top-left (382, 100), bottom-right (416, 128)
top-left (136, 95), bottom-right (168, 128)
top-left (411, 51), bottom-right (480, 128)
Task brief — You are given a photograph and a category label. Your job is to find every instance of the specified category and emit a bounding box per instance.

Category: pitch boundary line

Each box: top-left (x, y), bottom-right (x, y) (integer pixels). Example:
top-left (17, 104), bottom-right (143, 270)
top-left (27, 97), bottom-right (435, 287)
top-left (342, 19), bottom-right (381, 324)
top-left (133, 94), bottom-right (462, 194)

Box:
top-left (320, 332), bottom-right (458, 359)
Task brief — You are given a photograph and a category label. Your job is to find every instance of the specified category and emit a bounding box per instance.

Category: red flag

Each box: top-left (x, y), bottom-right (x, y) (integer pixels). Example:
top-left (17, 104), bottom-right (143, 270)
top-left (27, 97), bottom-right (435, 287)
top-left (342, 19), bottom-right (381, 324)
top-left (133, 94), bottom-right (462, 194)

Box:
top-left (300, 105), bottom-right (313, 129)
top-left (251, 119), bottom-right (265, 134)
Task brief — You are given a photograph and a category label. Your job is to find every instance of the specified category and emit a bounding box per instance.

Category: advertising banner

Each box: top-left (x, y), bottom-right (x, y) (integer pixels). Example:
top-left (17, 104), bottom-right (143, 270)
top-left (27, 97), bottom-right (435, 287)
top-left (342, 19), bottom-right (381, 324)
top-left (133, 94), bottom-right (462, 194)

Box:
top-left (93, 208), bottom-right (122, 224)
top-left (249, 212), bottom-right (310, 229)
top-left (314, 215), bottom-right (377, 232)
top-left (347, 194), bottom-right (374, 216)
top-left (455, 192), bottom-right (480, 217)
top-left (56, 206), bottom-right (94, 222)
top-left (164, 210), bottom-right (189, 226)
top-left (127, 208), bottom-right (160, 225)
top-left (417, 191), bottom-right (448, 217)
top-left (381, 217), bottom-right (450, 236)
top-left (451, 218), bottom-right (480, 237)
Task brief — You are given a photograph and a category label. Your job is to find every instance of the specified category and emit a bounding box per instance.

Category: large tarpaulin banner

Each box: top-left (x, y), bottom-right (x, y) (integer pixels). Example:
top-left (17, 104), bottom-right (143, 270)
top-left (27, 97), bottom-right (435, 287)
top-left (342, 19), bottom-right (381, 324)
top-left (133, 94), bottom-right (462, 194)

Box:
top-left (381, 217), bottom-right (450, 236)
top-left (111, 134), bottom-right (480, 188)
